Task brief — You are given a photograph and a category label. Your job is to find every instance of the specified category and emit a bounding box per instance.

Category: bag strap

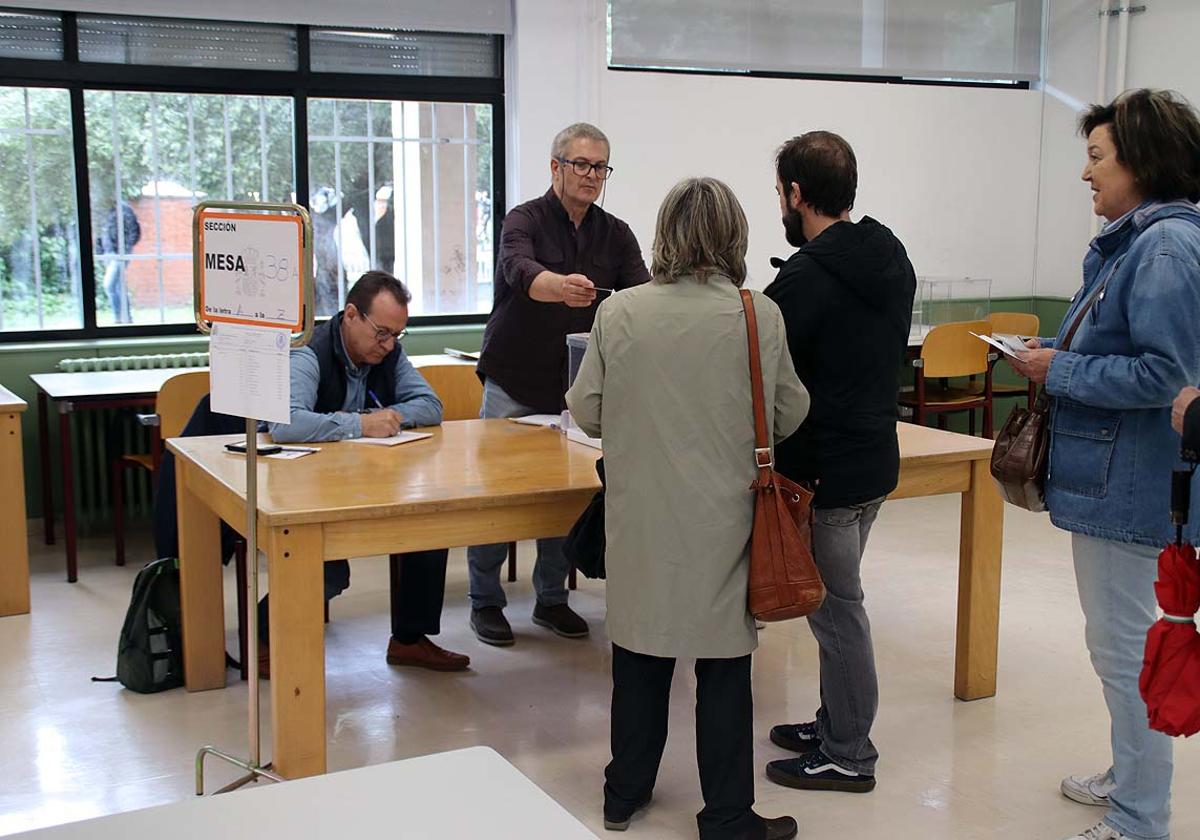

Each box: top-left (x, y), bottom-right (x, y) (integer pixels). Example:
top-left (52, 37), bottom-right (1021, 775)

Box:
top-left (1060, 276), bottom-right (1110, 352)
top-left (739, 290), bottom-right (772, 470)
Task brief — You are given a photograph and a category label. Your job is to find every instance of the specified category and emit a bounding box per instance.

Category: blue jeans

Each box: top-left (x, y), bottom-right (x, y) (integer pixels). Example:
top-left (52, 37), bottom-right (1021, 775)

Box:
top-left (103, 258), bottom-right (131, 324)
top-left (1073, 533), bottom-right (1173, 840)
top-left (466, 379), bottom-right (570, 610)
top-left (808, 498), bottom-right (883, 775)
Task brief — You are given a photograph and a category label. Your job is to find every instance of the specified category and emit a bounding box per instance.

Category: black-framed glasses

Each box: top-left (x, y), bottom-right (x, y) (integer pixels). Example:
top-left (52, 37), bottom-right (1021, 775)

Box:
top-left (361, 310), bottom-right (407, 344)
top-left (557, 158), bottom-right (614, 180)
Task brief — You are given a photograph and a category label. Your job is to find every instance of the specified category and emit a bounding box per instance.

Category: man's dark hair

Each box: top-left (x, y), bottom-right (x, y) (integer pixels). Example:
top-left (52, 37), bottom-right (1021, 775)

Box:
top-left (775, 131), bottom-right (858, 218)
top-left (345, 270), bottom-right (412, 314)
top-left (1079, 88), bottom-right (1200, 203)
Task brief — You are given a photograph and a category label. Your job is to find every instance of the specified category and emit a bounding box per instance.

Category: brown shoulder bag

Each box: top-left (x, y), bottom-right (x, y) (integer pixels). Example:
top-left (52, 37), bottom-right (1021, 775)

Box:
top-left (990, 280), bottom-right (1107, 511)
top-left (740, 290), bottom-right (825, 621)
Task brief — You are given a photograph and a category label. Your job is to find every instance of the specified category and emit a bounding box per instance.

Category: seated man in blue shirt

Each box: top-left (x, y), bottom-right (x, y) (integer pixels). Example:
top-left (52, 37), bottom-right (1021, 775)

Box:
top-left (258, 270), bottom-right (468, 675)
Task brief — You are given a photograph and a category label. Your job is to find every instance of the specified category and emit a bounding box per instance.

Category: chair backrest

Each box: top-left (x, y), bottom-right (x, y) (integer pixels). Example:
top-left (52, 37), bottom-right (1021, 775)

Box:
top-left (920, 320), bottom-right (991, 378)
top-left (156, 371), bottom-right (212, 439)
top-left (417, 364), bottom-right (483, 421)
top-left (987, 311), bottom-right (1040, 338)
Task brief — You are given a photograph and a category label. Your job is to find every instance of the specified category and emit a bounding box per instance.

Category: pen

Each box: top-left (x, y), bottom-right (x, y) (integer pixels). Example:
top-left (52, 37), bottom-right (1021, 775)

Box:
top-left (278, 445), bottom-right (320, 452)
top-left (367, 389), bottom-right (384, 409)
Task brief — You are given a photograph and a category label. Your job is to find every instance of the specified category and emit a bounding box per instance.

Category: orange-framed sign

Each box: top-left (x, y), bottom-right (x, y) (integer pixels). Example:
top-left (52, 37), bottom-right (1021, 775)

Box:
top-left (196, 210), bottom-right (305, 331)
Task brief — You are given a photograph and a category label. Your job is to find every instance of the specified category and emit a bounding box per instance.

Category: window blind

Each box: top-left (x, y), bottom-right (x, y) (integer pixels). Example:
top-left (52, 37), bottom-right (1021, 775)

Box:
top-left (609, 0), bottom-right (1043, 83)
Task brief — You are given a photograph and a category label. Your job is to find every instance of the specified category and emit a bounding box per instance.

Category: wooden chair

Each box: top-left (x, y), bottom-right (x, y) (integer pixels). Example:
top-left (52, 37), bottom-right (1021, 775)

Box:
top-left (113, 370), bottom-right (210, 566)
top-left (986, 311), bottom-right (1040, 411)
top-left (898, 320), bottom-right (995, 438)
top-left (415, 363), bottom-right (483, 422)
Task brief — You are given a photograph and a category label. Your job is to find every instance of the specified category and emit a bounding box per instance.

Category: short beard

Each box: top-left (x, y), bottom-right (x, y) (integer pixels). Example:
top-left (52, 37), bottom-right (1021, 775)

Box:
top-left (782, 207), bottom-right (807, 249)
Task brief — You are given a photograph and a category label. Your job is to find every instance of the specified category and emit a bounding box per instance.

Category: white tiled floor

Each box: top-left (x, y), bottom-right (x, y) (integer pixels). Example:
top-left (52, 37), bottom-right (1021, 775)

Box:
top-left (0, 496), bottom-right (1196, 839)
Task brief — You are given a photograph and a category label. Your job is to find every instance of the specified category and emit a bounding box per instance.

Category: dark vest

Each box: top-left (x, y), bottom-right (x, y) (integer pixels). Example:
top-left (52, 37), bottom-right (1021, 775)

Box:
top-left (308, 312), bottom-right (400, 413)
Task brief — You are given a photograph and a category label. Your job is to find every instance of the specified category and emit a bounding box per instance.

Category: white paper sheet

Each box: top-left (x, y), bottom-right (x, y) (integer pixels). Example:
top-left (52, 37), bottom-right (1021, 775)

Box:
top-left (346, 430), bottom-right (434, 447)
top-left (209, 322), bottom-right (291, 423)
top-left (971, 331), bottom-right (1029, 358)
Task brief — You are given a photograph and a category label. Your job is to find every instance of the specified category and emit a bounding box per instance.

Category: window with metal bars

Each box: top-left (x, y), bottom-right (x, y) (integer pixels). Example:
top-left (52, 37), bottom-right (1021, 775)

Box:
top-left (0, 9), bottom-right (504, 341)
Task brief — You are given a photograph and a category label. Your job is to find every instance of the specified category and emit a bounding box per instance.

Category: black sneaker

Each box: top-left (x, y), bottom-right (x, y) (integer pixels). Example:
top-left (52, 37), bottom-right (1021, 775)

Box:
top-left (769, 721), bottom-right (821, 753)
top-left (761, 816), bottom-right (799, 840)
top-left (766, 750), bottom-right (876, 793)
top-left (470, 606), bottom-right (515, 646)
top-left (532, 602), bottom-right (590, 638)
top-left (603, 792), bottom-right (651, 831)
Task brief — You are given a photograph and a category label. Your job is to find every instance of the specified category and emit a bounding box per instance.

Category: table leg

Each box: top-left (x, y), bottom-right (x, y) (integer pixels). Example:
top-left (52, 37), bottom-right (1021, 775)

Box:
top-left (177, 458), bottom-right (227, 691)
top-left (59, 406), bottom-right (77, 582)
top-left (954, 458), bottom-right (1004, 701)
top-left (38, 392), bottom-right (53, 546)
top-left (266, 523), bottom-right (326, 778)
top-left (0, 410), bottom-right (30, 617)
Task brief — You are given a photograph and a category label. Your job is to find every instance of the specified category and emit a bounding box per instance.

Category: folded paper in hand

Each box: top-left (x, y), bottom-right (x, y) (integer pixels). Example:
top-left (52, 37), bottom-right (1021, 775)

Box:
top-left (971, 332), bottom-right (1029, 358)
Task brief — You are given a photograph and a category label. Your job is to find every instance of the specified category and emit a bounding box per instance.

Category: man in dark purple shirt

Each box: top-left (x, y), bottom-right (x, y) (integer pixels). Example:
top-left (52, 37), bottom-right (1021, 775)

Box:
top-left (470, 122), bottom-right (650, 647)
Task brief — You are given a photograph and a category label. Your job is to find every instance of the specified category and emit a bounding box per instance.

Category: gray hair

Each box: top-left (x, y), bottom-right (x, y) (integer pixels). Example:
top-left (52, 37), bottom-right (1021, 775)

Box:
top-left (650, 177), bottom-right (748, 286)
top-left (551, 122), bottom-right (610, 160)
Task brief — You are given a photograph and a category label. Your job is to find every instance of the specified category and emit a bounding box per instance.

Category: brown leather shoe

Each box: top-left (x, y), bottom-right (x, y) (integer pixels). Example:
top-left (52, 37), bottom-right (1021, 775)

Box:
top-left (386, 637), bottom-right (470, 672)
top-left (257, 640), bottom-right (270, 681)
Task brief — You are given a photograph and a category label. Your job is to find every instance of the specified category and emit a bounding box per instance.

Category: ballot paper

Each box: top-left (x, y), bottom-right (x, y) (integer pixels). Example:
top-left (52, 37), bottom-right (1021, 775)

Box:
top-left (209, 322), bottom-right (291, 423)
top-left (971, 332), bottom-right (1029, 358)
top-left (346, 431), bottom-right (433, 447)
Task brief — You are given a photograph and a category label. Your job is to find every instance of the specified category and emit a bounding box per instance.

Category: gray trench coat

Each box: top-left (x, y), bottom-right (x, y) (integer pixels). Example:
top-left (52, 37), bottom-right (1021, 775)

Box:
top-left (566, 275), bottom-right (809, 658)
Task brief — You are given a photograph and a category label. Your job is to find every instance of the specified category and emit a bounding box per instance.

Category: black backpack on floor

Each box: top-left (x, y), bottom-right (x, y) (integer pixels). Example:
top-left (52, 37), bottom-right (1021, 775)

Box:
top-left (114, 557), bottom-right (185, 693)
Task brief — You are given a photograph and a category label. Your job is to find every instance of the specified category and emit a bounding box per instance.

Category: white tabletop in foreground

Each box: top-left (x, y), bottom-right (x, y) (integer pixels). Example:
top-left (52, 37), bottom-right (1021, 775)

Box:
top-left (8, 747), bottom-right (598, 840)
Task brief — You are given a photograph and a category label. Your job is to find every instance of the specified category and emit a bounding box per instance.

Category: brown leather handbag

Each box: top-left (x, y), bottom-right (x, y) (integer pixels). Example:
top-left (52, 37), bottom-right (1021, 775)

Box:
top-left (739, 290), bottom-right (825, 622)
top-left (990, 280), bottom-right (1107, 511)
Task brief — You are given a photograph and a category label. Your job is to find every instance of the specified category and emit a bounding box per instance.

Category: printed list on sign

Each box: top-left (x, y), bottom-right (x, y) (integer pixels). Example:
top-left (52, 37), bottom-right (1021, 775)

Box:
top-left (209, 322), bottom-right (291, 424)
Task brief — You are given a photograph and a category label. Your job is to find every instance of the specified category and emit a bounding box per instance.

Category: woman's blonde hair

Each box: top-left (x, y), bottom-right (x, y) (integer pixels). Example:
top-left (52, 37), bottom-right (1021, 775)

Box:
top-left (650, 177), bottom-right (748, 286)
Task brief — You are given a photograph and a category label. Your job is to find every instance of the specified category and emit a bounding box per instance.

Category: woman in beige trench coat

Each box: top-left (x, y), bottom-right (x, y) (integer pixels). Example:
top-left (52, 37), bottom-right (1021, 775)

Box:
top-left (566, 177), bottom-right (810, 840)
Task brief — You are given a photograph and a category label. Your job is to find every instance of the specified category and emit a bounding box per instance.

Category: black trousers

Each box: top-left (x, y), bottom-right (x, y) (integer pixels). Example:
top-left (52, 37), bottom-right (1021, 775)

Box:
top-left (258, 549), bottom-right (449, 644)
top-left (605, 644), bottom-right (759, 840)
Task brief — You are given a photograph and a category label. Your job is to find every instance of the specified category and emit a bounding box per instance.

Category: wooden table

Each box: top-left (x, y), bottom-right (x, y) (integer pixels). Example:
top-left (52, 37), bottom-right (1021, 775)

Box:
top-left (0, 385), bottom-right (30, 617)
top-left (29, 368), bottom-right (208, 582)
top-left (171, 419), bottom-right (1002, 779)
top-left (6, 747), bottom-right (598, 839)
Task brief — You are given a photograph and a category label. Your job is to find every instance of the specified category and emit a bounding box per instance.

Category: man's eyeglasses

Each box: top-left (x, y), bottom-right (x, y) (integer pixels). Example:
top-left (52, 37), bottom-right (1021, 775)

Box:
top-left (361, 310), bottom-right (407, 344)
top-left (557, 158), bottom-right (614, 180)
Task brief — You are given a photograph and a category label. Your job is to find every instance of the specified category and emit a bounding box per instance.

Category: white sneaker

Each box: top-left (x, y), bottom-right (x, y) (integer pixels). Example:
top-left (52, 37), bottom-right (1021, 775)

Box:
top-left (1060, 770), bottom-right (1116, 807)
top-left (1060, 821), bottom-right (1129, 840)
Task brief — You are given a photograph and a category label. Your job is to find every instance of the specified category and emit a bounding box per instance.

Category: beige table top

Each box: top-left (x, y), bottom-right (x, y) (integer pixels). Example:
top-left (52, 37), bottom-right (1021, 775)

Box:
top-left (0, 385), bottom-right (27, 412)
top-left (168, 419), bottom-right (603, 528)
top-left (30, 368), bottom-right (209, 401)
top-left (168, 419), bottom-right (992, 530)
top-left (894, 420), bottom-right (994, 465)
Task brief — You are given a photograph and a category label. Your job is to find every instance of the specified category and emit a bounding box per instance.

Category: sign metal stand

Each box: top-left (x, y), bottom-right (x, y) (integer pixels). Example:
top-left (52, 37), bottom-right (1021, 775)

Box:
top-left (189, 200), bottom-right (314, 795)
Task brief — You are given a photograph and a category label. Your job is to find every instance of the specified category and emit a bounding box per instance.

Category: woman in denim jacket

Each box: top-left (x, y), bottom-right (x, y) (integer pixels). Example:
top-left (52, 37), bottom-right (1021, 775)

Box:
top-left (1012, 89), bottom-right (1200, 840)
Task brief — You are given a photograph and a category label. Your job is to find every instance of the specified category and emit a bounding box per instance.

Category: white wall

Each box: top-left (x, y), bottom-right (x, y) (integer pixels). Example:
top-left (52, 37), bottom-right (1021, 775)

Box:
top-left (1035, 0), bottom-right (1200, 298)
top-left (511, 0), bottom-right (1045, 295)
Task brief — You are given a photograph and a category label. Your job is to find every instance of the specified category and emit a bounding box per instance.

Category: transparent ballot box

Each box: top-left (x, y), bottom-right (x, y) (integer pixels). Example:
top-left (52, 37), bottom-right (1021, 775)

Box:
top-left (913, 277), bottom-right (992, 330)
top-left (566, 332), bottom-right (589, 391)
top-left (561, 332), bottom-right (601, 449)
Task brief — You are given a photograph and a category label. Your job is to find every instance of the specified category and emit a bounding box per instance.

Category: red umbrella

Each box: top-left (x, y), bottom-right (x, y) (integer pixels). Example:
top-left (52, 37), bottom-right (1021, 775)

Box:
top-left (1139, 467), bottom-right (1200, 737)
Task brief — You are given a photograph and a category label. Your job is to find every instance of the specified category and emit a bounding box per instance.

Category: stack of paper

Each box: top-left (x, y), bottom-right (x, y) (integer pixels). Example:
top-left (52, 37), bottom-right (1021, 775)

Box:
top-left (347, 431), bottom-right (433, 447)
top-left (509, 415), bottom-right (562, 429)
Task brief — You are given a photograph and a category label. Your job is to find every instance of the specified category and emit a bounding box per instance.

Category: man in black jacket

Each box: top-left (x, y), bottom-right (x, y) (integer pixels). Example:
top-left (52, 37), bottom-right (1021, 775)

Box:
top-left (762, 132), bottom-right (916, 794)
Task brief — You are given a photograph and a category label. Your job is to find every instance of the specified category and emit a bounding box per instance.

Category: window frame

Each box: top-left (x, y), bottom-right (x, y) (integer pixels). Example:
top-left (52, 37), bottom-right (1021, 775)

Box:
top-left (0, 13), bottom-right (505, 342)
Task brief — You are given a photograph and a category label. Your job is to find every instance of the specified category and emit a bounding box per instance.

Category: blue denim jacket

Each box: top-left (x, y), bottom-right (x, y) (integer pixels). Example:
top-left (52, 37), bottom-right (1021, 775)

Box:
top-left (1043, 200), bottom-right (1200, 546)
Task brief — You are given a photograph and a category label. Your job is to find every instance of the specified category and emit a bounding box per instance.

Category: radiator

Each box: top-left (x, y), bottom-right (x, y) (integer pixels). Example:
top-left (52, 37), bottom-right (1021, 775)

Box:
top-left (57, 352), bottom-right (209, 529)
